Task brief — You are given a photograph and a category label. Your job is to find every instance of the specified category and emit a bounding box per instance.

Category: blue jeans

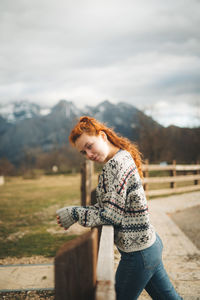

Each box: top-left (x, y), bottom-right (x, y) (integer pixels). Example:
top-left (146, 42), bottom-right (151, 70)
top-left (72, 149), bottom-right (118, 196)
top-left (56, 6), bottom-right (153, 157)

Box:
top-left (115, 234), bottom-right (182, 300)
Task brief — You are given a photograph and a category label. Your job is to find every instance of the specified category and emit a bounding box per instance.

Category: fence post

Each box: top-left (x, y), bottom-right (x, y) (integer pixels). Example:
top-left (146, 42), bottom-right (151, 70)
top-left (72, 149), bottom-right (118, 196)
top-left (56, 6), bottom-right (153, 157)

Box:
top-left (81, 160), bottom-right (94, 206)
top-left (170, 160), bottom-right (176, 189)
top-left (143, 159), bottom-right (149, 199)
top-left (55, 228), bottom-right (98, 300)
top-left (0, 176), bottom-right (4, 186)
top-left (194, 160), bottom-right (200, 185)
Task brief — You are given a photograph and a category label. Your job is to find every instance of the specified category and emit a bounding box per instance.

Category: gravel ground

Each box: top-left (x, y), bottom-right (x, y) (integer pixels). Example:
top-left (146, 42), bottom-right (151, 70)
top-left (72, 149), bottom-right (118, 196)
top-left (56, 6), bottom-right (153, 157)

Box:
top-left (170, 205), bottom-right (200, 250)
top-left (0, 256), bottom-right (54, 266)
top-left (0, 290), bottom-right (55, 300)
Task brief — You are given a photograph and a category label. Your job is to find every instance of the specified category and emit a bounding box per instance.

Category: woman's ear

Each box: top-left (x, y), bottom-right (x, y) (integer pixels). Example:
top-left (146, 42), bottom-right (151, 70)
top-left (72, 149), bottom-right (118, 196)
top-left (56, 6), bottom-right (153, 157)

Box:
top-left (100, 130), bottom-right (107, 141)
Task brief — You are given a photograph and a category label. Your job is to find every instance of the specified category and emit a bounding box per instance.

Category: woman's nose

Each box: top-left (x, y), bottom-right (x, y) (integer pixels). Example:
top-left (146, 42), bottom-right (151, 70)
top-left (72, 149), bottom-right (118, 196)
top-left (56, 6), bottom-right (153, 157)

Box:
top-left (86, 150), bottom-right (94, 160)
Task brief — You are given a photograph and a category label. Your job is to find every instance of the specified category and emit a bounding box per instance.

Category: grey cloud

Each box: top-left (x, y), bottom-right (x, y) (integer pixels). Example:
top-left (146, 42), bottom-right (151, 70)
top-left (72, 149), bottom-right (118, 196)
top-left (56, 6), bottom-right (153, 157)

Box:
top-left (0, 0), bottom-right (200, 126)
top-left (154, 71), bottom-right (200, 95)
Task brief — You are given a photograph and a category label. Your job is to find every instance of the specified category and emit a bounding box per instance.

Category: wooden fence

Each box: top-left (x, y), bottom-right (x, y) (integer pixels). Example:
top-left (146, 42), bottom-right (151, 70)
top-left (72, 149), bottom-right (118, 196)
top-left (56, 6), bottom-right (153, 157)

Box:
top-left (55, 228), bottom-right (98, 300)
top-left (0, 176), bottom-right (4, 186)
top-left (55, 159), bottom-right (200, 299)
top-left (95, 226), bottom-right (115, 300)
top-left (143, 160), bottom-right (200, 197)
top-left (80, 159), bottom-right (200, 200)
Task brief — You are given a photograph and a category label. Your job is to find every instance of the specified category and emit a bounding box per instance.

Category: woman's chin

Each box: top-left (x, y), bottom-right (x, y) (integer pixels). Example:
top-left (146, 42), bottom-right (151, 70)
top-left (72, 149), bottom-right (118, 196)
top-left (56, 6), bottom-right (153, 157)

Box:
top-left (96, 157), bottom-right (104, 164)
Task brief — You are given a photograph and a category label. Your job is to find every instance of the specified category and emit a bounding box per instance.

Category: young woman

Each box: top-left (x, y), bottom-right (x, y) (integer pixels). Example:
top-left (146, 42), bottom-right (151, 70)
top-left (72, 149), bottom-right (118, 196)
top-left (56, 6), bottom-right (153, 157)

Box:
top-left (57, 116), bottom-right (182, 300)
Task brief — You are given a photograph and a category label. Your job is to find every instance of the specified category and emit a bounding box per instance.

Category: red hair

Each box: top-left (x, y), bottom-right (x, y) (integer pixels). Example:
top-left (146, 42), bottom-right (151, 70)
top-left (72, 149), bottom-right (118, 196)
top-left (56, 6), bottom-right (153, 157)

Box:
top-left (69, 116), bottom-right (143, 178)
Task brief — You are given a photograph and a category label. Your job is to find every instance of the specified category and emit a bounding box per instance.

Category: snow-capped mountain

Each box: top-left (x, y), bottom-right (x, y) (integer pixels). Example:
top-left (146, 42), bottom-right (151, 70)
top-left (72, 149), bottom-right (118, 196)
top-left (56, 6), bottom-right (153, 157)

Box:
top-left (50, 99), bottom-right (81, 119)
top-left (0, 101), bottom-right (42, 123)
top-left (0, 100), bottom-right (82, 124)
top-left (0, 99), bottom-right (160, 164)
top-left (83, 100), bottom-right (142, 138)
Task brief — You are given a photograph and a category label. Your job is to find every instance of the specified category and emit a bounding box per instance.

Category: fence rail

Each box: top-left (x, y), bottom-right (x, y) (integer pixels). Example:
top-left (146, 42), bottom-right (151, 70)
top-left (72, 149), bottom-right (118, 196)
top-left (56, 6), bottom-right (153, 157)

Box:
top-left (0, 176), bottom-right (4, 186)
top-left (142, 160), bottom-right (200, 197)
top-left (54, 225), bottom-right (116, 300)
top-left (95, 226), bottom-right (115, 300)
top-left (143, 174), bottom-right (200, 183)
top-left (142, 164), bottom-right (200, 171)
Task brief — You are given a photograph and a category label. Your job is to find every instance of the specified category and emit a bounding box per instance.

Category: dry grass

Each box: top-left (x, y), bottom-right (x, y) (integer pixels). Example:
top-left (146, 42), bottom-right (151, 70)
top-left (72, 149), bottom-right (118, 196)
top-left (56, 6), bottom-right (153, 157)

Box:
top-left (0, 174), bottom-right (82, 258)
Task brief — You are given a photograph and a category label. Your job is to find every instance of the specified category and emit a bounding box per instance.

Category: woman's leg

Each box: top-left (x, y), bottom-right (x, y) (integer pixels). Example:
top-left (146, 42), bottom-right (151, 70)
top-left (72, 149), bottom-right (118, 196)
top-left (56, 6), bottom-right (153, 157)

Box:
top-left (115, 234), bottom-right (182, 300)
top-left (115, 236), bottom-right (163, 300)
top-left (115, 250), bottom-right (151, 300)
top-left (145, 261), bottom-right (183, 300)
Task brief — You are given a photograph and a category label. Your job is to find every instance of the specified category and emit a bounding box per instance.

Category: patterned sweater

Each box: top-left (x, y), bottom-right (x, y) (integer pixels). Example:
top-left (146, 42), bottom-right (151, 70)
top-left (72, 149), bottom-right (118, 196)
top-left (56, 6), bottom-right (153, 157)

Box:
top-left (57, 149), bottom-right (156, 252)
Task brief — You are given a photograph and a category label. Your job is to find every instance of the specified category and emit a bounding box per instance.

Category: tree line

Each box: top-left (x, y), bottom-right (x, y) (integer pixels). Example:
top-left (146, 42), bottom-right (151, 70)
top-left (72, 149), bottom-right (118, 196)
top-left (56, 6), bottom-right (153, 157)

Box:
top-left (0, 146), bottom-right (84, 177)
top-left (137, 113), bottom-right (200, 164)
top-left (0, 118), bottom-right (200, 177)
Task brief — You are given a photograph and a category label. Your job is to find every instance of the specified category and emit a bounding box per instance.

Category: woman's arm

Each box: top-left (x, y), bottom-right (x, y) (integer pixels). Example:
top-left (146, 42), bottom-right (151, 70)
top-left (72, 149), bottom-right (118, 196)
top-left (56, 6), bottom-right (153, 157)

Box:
top-left (56, 191), bottom-right (125, 229)
top-left (56, 159), bottom-right (127, 229)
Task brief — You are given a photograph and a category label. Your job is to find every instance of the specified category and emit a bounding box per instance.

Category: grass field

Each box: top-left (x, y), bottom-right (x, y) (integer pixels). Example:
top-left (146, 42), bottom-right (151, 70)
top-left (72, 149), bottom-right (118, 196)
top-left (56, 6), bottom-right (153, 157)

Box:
top-left (0, 172), bottom-right (199, 258)
top-left (0, 174), bottom-right (84, 258)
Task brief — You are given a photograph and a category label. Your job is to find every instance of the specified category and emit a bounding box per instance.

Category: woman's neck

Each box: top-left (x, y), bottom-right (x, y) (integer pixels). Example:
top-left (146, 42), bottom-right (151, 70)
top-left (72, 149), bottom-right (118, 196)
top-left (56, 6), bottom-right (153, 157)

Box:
top-left (105, 143), bottom-right (120, 162)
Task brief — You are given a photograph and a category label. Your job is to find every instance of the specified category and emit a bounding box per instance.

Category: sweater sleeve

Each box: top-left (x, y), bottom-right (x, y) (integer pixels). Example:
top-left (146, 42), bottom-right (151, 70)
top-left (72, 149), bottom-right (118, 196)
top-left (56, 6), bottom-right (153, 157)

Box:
top-left (74, 190), bottom-right (125, 227)
top-left (57, 158), bottom-right (127, 229)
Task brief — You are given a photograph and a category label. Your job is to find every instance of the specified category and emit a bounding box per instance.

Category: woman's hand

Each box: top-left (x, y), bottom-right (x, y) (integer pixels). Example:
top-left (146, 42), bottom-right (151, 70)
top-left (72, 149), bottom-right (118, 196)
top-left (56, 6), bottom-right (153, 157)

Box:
top-left (56, 206), bottom-right (77, 230)
top-left (56, 215), bottom-right (68, 231)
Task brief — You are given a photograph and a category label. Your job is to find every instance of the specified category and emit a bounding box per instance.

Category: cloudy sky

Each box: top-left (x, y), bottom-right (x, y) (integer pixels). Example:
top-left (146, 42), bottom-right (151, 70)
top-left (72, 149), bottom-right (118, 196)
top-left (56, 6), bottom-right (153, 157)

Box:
top-left (0, 0), bottom-right (200, 127)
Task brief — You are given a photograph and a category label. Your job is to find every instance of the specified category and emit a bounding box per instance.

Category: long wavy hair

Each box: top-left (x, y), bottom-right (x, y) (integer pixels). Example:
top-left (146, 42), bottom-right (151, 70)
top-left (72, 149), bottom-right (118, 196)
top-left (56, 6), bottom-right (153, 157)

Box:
top-left (69, 116), bottom-right (143, 178)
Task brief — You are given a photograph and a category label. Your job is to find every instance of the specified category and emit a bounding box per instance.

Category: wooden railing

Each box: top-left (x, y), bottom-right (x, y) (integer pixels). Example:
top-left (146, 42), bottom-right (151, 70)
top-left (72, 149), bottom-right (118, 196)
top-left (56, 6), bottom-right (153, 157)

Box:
top-left (81, 159), bottom-right (200, 200)
top-left (142, 160), bottom-right (200, 197)
top-left (95, 226), bottom-right (115, 300)
top-left (0, 176), bottom-right (4, 186)
top-left (54, 225), bottom-right (116, 300)
top-left (55, 228), bottom-right (98, 300)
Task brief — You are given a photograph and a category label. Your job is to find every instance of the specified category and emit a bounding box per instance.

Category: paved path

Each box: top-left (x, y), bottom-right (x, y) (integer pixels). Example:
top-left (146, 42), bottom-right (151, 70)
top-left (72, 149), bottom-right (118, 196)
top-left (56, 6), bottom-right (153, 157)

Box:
top-left (0, 191), bottom-right (200, 299)
top-left (149, 191), bottom-right (200, 300)
top-left (0, 263), bottom-right (54, 292)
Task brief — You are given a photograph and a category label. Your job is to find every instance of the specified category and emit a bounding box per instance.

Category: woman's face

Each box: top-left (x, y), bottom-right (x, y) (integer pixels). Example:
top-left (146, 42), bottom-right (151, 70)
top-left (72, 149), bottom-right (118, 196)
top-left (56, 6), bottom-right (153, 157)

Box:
top-left (75, 132), bottom-right (110, 163)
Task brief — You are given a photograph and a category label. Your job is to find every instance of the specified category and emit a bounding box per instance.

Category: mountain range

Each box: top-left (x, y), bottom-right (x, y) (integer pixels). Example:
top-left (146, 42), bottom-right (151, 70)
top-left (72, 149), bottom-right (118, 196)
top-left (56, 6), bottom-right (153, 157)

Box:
top-left (0, 100), bottom-right (160, 164)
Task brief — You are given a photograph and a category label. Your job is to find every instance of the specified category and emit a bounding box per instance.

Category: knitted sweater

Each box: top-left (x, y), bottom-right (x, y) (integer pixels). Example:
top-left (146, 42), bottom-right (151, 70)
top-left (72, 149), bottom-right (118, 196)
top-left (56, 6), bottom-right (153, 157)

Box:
top-left (57, 149), bottom-right (156, 252)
